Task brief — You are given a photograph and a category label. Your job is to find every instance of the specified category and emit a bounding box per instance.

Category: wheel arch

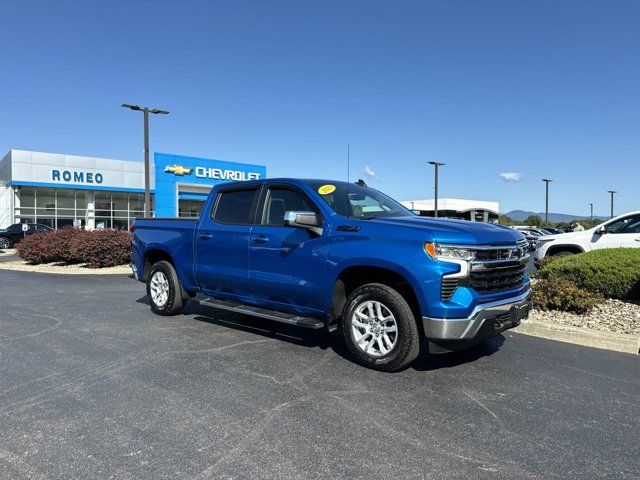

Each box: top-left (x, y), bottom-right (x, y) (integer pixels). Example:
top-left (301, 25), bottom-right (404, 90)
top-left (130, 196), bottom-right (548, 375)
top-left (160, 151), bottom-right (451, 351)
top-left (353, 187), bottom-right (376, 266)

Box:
top-left (547, 244), bottom-right (584, 256)
top-left (143, 248), bottom-right (176, 282)
top-left (331, 264), bottom-right (423, 332)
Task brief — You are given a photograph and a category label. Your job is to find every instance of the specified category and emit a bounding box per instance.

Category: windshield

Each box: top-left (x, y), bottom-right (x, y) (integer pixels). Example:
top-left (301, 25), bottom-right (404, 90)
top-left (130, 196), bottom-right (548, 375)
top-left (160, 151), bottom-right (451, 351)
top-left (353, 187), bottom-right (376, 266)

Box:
top-left (306, 181), bottom-right (414, 219)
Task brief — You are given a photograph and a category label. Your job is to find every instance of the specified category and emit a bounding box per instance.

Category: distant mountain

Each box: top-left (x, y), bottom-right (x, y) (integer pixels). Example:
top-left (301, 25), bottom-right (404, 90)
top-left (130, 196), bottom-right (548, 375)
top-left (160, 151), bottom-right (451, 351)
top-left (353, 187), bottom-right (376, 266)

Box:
top-left (505, 210), bottom-right (607, 223)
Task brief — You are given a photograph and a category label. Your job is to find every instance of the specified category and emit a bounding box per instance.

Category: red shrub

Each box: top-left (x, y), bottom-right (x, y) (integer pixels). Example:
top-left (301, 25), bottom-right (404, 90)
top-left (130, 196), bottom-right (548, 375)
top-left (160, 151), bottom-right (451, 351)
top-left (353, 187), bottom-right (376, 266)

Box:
top-left (16, 228), bottom-right (131, 268)
top-left (73, 229), bottom-right (132, 268)
top-left (15, 231), bottom-right (55, 264)
top-left (46, 227), bottom-right (90, 264)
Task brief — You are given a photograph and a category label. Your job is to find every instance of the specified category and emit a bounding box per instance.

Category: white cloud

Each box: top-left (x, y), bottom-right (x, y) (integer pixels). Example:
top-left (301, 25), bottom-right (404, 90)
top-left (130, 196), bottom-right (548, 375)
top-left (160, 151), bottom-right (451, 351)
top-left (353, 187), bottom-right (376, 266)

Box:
top-left (499, 172), bottom-right (522, 183)
top-left (363, 165), bottom-right (378, 180)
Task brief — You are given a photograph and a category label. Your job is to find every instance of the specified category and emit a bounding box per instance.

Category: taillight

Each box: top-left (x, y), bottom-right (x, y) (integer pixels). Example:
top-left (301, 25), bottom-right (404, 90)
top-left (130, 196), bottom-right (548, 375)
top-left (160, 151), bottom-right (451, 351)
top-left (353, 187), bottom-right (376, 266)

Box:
top-left (129, 223), bottom-right (135, 233)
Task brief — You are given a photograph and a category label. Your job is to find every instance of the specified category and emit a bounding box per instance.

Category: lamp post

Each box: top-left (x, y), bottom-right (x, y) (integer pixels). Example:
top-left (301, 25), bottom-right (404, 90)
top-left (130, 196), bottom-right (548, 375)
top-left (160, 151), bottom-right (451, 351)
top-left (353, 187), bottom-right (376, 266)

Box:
top-left (122, 104), bottom-right (169, 217)
top-left (428, 161), bottom-right (446, 217)
top-left (541, 179), bottom-right (552, 227)
top-left (608, 190), bottom-right (617, 219)
top-left (589, 203), bottom-right (593, 223)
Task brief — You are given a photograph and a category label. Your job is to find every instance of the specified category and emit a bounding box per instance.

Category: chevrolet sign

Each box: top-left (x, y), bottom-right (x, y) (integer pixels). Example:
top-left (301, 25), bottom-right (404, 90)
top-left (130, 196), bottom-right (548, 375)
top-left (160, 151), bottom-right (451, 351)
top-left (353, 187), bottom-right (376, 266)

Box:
top-left (164, 165), bottom-right (193, 176)
top-left (195, 167), bottom-right (261, 181)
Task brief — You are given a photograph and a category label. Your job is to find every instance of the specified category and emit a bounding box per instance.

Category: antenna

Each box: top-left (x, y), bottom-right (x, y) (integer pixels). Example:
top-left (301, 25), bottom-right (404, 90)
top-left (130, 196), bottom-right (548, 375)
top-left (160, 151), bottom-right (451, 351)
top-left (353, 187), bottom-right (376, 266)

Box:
top-left (347, 144), bottom-right (350, 184)
top-left (347, 144), bottom-right (351, 219)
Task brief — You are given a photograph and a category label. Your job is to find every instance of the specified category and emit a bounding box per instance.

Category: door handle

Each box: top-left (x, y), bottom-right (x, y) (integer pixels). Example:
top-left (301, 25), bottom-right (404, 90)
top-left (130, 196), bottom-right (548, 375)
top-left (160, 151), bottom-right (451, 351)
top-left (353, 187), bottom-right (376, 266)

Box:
top-left (635, 238), bottom-right (640, 242)
top-left (199, 234), bottom-right (213, 240)
top-left (252, 235), bottom-right (269, 243)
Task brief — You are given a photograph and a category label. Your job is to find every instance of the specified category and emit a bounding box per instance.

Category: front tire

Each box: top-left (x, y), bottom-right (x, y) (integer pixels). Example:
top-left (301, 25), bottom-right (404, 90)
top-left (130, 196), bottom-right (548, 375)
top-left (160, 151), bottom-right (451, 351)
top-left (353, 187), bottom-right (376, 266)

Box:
top-left (0, 237), bottom-right (11, 249)
top-left (342, 283), bottom-right (420, 372)
top-left (146, 261), bottom-right (185, 316)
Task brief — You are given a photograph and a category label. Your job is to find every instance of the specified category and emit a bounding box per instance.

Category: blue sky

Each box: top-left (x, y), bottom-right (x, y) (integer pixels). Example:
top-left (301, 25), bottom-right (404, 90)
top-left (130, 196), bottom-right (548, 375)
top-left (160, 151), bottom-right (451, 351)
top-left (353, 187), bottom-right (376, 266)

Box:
top-left (1, 0), bottom-right (638, 216)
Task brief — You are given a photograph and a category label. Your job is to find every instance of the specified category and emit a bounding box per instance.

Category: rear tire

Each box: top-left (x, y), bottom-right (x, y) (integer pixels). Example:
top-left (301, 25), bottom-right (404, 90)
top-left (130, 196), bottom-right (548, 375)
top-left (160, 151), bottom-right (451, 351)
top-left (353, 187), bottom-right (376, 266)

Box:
top-left (342, 283), bottom-right (421, 372)
top-left (147, 261), bottom-right (185, 316)
top-left (0, 237), bottom-right (11, 249)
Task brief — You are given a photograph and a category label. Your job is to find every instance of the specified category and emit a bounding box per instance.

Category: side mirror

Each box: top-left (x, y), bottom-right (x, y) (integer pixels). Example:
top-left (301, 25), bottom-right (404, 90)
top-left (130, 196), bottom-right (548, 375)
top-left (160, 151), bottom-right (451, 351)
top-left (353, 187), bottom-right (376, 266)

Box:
top-left (596, 226), bottom-right (606, 235)
top-left (284, 211), bottom-right (322, 235)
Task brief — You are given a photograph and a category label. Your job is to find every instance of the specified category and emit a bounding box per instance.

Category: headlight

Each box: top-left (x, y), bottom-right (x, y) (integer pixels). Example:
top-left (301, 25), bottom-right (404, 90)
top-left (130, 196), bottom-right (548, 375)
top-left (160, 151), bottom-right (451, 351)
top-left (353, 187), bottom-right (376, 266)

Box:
top-left (424, 243), bottom-right (476, 261)
top-left (536, 239), bottom-right (554, 248)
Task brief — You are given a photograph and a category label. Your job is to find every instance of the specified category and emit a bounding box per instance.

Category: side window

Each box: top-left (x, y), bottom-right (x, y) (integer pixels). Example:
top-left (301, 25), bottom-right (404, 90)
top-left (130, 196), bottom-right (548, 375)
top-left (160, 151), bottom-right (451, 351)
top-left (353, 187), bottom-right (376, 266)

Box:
top-left (213, 188), bottom-right (258, 225)
top-left (261, 187), bottom-right (318, 226)
top-left (606, 215), bottom-right (640, 234)
top-left (349, 194), bottom-right (391, 217)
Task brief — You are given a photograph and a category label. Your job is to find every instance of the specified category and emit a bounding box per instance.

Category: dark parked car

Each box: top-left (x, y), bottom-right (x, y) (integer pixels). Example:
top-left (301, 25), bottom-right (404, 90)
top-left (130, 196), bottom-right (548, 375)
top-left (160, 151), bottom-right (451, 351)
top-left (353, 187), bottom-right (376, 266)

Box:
top-left (0, 223), bottom-right (53, 249)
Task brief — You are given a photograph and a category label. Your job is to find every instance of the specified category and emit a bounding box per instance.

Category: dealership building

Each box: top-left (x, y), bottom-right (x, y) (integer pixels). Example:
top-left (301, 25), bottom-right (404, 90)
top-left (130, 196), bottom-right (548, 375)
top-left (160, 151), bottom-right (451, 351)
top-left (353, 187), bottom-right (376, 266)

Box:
top-left (0, 150), bottom-right (266, 229)
top-left (401, 198), bottom-right (500, 223)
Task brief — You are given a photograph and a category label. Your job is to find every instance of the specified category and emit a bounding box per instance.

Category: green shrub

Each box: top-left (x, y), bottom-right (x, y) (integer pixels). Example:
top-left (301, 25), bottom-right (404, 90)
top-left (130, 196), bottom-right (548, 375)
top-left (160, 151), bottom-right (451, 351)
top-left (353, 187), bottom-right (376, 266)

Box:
top-left (16, 228), bottom-right (131, 268)
top-left (538, 248), bottom-right (640, 300)
top-left (533, 276), bottom-right (604, 314)
top-left (532, 255), bottom-right (558, 272)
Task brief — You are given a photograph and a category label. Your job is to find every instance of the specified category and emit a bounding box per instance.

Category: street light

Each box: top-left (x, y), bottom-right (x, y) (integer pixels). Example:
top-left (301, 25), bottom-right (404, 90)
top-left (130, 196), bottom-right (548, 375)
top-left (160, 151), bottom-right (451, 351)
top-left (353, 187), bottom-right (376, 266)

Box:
top-left (608, 190), bottom-right (617, 219)
top-left (541, 179), bottom-right (553, 227)
top-left (589, 203), bottom-right (593, 223)
top-left (428, 161), bottom-right (446, 217)
top-left (122, 104), bottom-right (170, 217)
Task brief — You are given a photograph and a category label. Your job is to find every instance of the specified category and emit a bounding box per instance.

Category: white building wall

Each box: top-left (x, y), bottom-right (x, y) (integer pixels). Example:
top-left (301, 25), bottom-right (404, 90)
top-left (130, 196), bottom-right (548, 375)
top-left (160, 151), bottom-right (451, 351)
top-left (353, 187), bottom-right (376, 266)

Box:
top-left (0, 185), bottom-right (13, 229)
top-left (9, 149), bottom-right (150, 189)
top-left (0, 152), bottom-right (13, 228)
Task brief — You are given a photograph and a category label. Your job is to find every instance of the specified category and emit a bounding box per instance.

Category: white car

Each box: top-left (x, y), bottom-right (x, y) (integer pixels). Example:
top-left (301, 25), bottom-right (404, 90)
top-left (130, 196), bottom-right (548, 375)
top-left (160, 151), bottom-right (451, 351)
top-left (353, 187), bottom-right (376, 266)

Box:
top-left (534, 211), bottom-right (640, 262)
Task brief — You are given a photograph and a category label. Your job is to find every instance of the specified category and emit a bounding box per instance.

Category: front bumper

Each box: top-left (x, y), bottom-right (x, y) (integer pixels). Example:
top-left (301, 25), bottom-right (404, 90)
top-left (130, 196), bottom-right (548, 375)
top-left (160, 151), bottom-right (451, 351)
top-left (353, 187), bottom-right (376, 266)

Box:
top-left (422, 289), bottom-right (532, 340)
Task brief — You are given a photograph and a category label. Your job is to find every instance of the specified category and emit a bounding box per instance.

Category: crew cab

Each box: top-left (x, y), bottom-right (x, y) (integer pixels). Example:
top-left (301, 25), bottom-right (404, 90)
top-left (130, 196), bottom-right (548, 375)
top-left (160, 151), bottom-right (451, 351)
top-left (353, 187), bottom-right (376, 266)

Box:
top-left (130, 179), bottom-right (531, 371)
top-left (534, 211), bottom-right (640, 263)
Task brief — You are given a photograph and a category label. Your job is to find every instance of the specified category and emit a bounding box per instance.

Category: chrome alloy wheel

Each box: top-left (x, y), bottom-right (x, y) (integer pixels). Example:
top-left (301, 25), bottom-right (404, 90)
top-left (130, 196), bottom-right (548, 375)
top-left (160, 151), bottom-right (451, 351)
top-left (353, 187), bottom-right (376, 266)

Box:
top-left (351, 300), bottom-right (398, 357)
top-left (150, 271), bottom-right (170, 308)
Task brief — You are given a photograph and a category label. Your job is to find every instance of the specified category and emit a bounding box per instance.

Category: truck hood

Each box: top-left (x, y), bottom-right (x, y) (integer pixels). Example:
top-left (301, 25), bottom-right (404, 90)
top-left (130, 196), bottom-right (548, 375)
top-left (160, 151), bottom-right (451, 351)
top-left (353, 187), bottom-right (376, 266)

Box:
top-left (369, 216), bottom-right (525, 245)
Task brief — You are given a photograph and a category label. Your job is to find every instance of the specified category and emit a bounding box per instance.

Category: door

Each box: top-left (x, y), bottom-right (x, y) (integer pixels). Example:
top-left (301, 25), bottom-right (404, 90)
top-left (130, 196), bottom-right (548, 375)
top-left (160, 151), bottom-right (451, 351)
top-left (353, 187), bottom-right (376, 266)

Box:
top-left (592, 214), bottom-right (640, 249)
top-left (249, 184), bottom-right (329, 314)
top-left (195, 185), bottom-right (260, 298)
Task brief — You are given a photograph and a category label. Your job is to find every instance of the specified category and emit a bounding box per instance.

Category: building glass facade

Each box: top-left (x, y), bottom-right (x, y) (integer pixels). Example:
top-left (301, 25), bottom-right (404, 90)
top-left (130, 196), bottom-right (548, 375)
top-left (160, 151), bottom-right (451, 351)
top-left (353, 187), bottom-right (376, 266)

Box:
top-left (13, 187), bottom-right (153, 230)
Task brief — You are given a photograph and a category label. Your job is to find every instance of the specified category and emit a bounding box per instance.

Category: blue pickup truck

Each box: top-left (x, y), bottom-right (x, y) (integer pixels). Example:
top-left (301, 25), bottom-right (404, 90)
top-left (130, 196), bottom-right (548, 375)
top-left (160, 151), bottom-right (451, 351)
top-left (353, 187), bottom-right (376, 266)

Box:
top-left (130, 178), bottom-right (531, 371)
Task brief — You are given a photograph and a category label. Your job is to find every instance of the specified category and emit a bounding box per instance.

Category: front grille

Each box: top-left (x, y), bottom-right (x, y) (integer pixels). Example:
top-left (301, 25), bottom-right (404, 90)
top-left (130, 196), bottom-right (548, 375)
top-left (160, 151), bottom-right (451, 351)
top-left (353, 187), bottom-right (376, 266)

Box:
top-left (469, 265), bottom-right (526, 293)
top-left (475, 249), bottom-right (516, 261)
top-left (441, 278), bottom-right (459, 301)
top-left (474, 242), bottom-right (527, 261)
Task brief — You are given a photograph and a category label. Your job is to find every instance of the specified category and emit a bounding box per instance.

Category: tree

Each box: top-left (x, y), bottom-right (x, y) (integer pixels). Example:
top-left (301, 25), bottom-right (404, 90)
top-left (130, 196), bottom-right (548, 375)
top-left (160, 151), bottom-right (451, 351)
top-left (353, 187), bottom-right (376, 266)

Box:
top-left (498, 214), bottom-right (517, 226)
top-left (523, 215), bottom-right (543, 227)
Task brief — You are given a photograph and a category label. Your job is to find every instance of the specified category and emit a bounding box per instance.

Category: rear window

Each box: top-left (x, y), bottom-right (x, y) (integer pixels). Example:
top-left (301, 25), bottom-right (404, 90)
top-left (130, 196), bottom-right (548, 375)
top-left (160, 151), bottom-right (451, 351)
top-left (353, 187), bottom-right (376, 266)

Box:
top-left (213, 188), bottom-right (258, 224)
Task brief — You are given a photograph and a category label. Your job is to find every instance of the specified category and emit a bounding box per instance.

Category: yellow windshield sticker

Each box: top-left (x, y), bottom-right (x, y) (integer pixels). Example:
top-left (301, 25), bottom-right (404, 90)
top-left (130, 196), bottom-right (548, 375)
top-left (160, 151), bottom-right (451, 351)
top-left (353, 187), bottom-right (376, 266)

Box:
top-left (318, 184), bottom-right (336, 195)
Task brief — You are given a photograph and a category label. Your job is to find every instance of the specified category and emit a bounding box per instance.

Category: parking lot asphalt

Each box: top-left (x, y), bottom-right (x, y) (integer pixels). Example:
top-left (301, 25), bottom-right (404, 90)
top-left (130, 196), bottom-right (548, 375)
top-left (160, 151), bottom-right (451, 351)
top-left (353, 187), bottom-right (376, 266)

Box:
top-left (0, 270), bottom-right (638, 479)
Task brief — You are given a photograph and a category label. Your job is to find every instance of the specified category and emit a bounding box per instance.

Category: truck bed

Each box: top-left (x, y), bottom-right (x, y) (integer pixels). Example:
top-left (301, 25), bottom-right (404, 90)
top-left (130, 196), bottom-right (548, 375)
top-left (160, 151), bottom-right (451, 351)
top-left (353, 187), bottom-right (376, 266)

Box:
top-left (131, 218), bottom-right (199, 291)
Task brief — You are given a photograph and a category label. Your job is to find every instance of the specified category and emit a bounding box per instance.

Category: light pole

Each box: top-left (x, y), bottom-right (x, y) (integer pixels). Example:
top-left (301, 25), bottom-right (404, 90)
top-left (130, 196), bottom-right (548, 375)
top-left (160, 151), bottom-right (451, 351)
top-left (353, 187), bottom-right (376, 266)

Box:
top-left (122, 104), bottom-right (169, 217)
top-left (608, 190), bottom-right (617, 219)
top-left (428, 161), bottom-right (445, 217)
top-left (589, 203), bottom-right (593, 223)
top-left (541, 179), bottom-right (552, 227)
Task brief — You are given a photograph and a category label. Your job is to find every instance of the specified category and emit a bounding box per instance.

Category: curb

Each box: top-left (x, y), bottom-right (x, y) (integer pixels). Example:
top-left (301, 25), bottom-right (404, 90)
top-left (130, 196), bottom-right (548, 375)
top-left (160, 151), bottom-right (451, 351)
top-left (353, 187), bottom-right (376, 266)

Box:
top-left (0, 262), bottom-right (130, 275)
top-left (513, 319), bottom-right (640, 354)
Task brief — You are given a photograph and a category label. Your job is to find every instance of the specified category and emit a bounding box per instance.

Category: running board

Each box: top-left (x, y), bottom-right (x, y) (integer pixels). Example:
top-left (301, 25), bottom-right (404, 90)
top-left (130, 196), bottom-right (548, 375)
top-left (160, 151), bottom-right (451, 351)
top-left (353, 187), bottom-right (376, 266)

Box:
top-left (195, 296), bottom-right (324, 329)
